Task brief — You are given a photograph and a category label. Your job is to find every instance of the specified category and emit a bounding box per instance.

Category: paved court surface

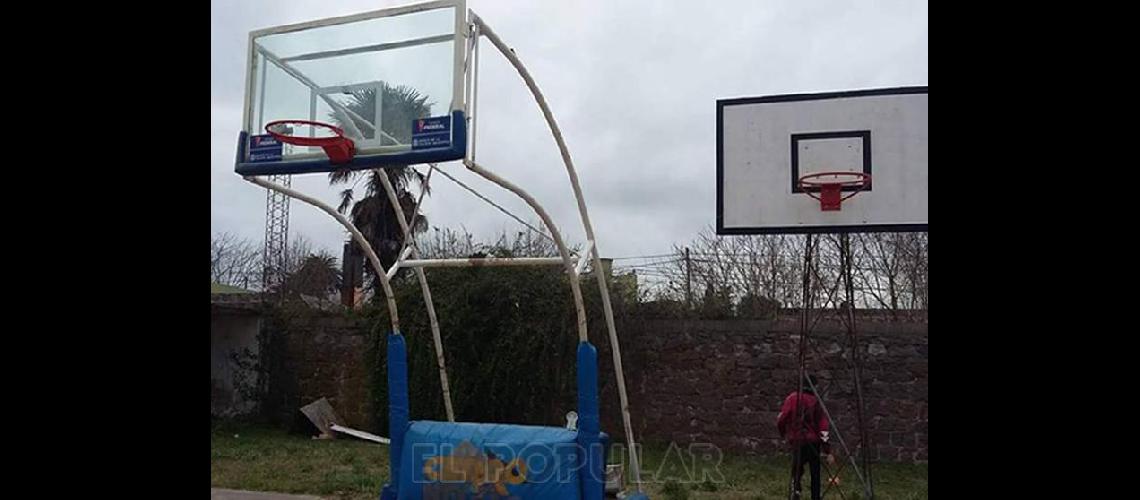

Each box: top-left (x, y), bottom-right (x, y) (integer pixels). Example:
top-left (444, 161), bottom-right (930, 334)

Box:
top-left (210, 489), bottom-right (324, 500)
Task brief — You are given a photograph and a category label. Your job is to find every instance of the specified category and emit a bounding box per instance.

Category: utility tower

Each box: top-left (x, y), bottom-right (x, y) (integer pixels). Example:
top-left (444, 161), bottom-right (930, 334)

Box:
top-left (261, 174), bottom-right (291, 297)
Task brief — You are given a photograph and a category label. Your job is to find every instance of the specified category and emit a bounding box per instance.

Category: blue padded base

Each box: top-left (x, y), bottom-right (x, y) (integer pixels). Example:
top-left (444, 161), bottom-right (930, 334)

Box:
top-left (396, 421), bottom-right (609, 500)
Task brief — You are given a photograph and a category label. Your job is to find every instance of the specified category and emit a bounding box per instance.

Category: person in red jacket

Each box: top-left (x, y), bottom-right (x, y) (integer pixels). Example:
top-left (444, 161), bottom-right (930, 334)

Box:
top-left (776, 375), bottom-right (834, 500)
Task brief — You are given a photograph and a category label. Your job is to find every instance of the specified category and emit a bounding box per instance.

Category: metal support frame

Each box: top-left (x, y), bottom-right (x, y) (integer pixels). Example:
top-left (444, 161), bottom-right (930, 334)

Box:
top-left (575, 241), bottom-right (595, 276)
top-left (788, 234), bottom-right (876, 500)
top-left (467, 20), bottom-right (481, 161)
top-left (464, 160), bottom-right (589, 342)
top-left (386, 246), bottom-right (416, 279)
top-left (310, 81), bottom-right (387, 148)
top-left (470, 12), bottom-right (643, 489)
top-left (400, 256), bottom-right (575, 268)
top-left (376, 170), bottom-right (455, 422)
top-left (262, 174), bottom-right (291, 297)
top-left (839, 233), bottom-right (874, 500)
top-left (237, 5), bottom-right (646, 495)
top-left (280, 34), bottom-right (456, 63)
top-left (245, 175), bottom-right (401, 334)
top-left (789, 234), bottom-right (815, 500)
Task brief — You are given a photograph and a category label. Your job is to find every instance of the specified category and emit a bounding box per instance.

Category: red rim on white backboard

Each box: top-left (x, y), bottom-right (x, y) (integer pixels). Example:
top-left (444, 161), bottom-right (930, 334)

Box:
top-left (797, 171), bottom-right (871, 211)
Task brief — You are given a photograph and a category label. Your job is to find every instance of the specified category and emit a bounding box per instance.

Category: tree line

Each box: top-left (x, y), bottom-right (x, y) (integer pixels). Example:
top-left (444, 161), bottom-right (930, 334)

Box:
top-left (622, 228), bottom-right (928, 316)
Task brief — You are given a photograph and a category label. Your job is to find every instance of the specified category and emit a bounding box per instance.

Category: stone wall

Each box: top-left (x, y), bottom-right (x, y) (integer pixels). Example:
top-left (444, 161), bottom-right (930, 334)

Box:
top-left (262, 311), bottom-right (373, 431)
top-left (612, 316), bottom-right (928, 463)
top-left (259, 311), bottom-right (928, 463)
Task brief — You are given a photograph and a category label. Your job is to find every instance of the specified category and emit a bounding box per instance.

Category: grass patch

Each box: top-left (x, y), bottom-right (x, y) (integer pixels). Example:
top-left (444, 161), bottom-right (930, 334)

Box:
top-left (211, 424), bottom-right (926, 500)
top-left (632, 445), bottom-right (927, 500)
top-left (662, 479), bottom-right (691, 500)
top-left (211, 423), bottom-right (389, 500)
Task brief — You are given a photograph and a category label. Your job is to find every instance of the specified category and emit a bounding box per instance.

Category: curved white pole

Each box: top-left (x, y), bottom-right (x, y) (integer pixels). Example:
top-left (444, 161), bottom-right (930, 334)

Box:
top-left (471, 13), bottom-right (642, 488)
top-left (375, 170), bottom-right (456, 422)
top-left (244, 176), bottom-right (401, 334)
top-left (464, 160), bottom-right (588, 343)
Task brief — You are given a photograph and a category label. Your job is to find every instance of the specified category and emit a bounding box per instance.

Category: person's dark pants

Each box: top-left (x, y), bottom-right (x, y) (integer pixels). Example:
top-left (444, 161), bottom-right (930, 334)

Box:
top-left (791, 442), bottom-right (822, 500)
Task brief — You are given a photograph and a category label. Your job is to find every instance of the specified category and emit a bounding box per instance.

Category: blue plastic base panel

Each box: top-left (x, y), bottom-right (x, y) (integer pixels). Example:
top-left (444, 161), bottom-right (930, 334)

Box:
top-left (396, 420), bottom-right (610, 500)
top-left (380, 484), bottom-right (398, 500)
top-left (622, 493), bottom-right (650, 500)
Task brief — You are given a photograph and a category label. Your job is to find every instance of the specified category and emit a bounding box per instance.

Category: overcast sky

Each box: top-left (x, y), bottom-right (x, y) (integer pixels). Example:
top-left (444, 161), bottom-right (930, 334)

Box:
top-left (211, 0), bottom-right (927, 261)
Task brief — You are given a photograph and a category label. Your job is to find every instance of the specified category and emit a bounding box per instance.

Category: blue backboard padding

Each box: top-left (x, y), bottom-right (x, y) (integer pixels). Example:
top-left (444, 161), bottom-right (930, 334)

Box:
top-left (576, 342), bottom-right (604, 500)
top-left (234, 110), bottom-right (467, 176)
top-left (397, 421), bottom-right (584, 500)
top-left (388, 333), bottom-right (410, 495)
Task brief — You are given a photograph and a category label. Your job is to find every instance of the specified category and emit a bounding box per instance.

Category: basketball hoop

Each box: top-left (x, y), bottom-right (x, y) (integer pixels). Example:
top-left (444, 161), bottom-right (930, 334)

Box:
top-left (265, 120), bottom-right (355, 164)
top-left (798, 171), bottom-right (871, 211)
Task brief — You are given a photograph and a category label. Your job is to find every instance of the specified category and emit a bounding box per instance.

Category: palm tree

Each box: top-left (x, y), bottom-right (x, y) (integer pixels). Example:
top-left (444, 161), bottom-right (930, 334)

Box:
top-left (328, 83), bottom-right (434, 293)
top-left (282, 252), bottom-right (342, 298)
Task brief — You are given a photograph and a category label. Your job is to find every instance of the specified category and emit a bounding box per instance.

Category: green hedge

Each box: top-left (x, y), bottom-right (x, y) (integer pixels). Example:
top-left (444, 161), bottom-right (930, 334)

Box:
top-left (363, 263), bottom-right (625, 431)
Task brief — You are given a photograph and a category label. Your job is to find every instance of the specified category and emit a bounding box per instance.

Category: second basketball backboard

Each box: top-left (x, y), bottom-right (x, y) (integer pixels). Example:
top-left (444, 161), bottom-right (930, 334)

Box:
top-left (716, 86), bottom-right (928, 234)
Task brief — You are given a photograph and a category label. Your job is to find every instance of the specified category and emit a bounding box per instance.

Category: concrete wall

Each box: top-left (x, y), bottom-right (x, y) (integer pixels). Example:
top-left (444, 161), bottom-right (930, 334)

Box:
top-left (211, 308), bottom-right (262, 418)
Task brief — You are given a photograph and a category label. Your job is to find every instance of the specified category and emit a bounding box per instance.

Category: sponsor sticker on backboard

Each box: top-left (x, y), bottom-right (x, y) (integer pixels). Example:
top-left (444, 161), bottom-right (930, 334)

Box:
top-left (411, 116), bottom-right (451, 150)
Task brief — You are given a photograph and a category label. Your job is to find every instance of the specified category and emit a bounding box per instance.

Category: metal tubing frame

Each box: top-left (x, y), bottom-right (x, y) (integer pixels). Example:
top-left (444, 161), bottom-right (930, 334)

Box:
top-left (386, 246), bottom-right (416, 279)
top-left (243, 175), bottom-right (400, 334)
top-left (469, 12), bottom-right (643, 488)
top-left (787, 234), bottom-right (876, 500)
top-left (804, 375), bottom-right (870, 491)
top-left (279, 33), bottom-right (456, 63)
top-left (468, 21), bottom-right (481, 160)
top-left (376, 170), bottom-right (456, 422)
top-left (248, 0), bottom-right (461, 39)
top-left (839, 234), bottom-right (874, 499)
top-left (401, 256), bottom-right (574, 267)
top-left (574, 240), bottom-right (595, 276)
top-left (238, 7), bottom-right (646, 492)
top-left (464, 160), bottom-right (589, 343)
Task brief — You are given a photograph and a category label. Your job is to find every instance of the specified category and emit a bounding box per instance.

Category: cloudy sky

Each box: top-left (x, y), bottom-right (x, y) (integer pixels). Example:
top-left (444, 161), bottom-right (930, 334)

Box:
top-left (211, 0), bottom-right (927, 261)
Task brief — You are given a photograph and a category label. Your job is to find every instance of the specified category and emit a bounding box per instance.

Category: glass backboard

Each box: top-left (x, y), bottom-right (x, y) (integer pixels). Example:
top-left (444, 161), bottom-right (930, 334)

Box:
top-left (236, 0), bottom-right (468, 176)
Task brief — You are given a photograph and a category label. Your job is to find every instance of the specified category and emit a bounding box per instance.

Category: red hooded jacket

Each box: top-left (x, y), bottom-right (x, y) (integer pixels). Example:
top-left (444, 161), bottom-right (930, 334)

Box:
top-left (776, 391), bottom-right (830, 447)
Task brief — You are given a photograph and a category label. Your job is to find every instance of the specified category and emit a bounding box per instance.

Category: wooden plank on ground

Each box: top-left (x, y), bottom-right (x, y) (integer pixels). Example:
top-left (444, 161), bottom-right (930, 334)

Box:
top-left (299, 397), bottom-right (342, 438)
top-left (331, 424), bottom-right (390, 444)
